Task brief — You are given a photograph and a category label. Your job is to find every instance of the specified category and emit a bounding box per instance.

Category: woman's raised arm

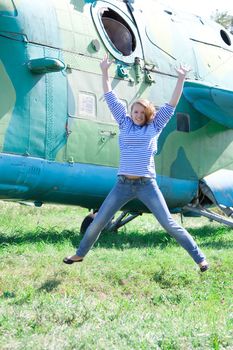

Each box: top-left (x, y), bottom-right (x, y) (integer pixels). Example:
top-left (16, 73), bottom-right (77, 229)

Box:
top-left (100, 53), bottom-right (114, 94)
top-left (169, 64), bottom-right (191, 107)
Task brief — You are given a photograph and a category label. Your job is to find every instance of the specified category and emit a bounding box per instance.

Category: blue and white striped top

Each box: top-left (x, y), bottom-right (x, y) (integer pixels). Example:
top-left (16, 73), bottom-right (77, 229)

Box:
top-left (105, 91), bottom-right (175, 178)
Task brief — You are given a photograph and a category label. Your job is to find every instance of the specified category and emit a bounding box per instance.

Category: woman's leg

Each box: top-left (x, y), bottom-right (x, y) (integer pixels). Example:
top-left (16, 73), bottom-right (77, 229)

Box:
top-left (75, 177), bottom-right (135, 258)
top-left (137, 179), bottom-right (206, 264)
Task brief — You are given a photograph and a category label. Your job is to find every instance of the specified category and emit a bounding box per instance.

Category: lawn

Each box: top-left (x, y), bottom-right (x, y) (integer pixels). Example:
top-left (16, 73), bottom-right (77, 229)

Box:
top-left (0, 201), bottom-right (232, 349)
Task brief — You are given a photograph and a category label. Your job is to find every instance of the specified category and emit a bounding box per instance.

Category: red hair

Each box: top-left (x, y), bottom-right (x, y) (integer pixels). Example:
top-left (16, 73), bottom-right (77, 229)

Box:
top-left (131, 99), bottom-right (155, 124)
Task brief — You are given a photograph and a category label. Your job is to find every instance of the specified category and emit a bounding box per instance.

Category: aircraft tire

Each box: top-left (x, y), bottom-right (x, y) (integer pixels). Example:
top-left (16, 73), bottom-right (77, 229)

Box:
top-left (80, 212), bottom-right (96, 235)
top-left (80, 211), bottom-right (115, 234)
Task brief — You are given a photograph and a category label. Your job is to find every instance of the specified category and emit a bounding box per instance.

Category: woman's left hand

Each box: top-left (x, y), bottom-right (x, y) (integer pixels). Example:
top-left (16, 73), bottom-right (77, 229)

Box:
top-left (175, 64), bottom-right (191, 79)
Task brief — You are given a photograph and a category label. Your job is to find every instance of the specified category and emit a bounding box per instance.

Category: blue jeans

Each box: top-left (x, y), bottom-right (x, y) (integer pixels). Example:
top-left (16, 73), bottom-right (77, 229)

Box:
top-left (77, 176), bottom-right (206, 264)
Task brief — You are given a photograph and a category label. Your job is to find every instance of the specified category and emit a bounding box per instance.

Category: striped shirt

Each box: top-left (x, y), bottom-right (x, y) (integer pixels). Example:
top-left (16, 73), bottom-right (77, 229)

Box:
top-left (105, 91), bottom-right (175, 178)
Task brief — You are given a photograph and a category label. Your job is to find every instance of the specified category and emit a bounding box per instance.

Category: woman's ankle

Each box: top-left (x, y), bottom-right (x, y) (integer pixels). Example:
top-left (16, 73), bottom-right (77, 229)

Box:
top-left (198, 260), bottom-right (209, 272)
top-left (198, 260), bottom-right (208, 267)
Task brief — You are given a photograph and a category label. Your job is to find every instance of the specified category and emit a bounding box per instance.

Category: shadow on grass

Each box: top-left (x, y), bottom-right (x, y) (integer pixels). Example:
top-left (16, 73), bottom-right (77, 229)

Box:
top-left (0, 224), bottom-right (232, 250)
top-left (38, 279), bottom-right (62, 293)
top-left (0, 228), bottom-right (78, 246)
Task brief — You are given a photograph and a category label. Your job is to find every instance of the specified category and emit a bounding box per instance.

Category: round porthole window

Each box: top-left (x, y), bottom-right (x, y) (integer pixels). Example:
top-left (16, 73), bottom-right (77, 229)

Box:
top-left (91, 1), bottom-right (143, 63)
top-left (100, 8), bottom-right (136, 56)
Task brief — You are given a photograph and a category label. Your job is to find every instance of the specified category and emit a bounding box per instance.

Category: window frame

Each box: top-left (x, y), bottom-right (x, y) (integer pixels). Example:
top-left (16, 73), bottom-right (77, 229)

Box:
top-left (91, 1), bottom-right (143, 63)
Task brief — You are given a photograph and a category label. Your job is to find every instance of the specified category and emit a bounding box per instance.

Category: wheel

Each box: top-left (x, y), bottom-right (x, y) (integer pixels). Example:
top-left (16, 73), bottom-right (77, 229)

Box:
top-left (80, 212), bottom-right (96, 234)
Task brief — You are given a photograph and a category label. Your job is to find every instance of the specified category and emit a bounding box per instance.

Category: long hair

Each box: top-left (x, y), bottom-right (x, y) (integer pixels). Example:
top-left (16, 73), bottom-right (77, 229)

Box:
top-left (130, 99), bottom-right (155, 124)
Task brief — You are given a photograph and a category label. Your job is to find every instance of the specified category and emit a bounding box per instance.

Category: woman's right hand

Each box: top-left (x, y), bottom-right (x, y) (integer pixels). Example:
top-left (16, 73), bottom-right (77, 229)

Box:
top-left (100, 53), bottom-right (113, 72)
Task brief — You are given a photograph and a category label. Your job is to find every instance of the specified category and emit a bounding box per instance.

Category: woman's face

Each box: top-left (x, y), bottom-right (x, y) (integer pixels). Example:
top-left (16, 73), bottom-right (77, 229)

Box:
top-left (131, 103), bottom-right (146, 126)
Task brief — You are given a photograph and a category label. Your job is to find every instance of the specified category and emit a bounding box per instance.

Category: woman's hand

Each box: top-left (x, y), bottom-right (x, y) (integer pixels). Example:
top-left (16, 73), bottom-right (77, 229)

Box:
top-left (100, 53), bottom-right (114, 93)
top-left (100, 53), bottom-right (113, 72)
top-left (169, 64), bottom-right (192, 107)
top-left (175, 64), bottom-right (191, 80)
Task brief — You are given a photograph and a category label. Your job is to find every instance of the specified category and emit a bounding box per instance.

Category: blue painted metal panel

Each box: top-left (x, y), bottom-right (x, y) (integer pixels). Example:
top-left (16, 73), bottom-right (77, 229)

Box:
top-left (0, 153), bottom-right (198, 211)
top-left (201, 169), bottom-right (233, 207)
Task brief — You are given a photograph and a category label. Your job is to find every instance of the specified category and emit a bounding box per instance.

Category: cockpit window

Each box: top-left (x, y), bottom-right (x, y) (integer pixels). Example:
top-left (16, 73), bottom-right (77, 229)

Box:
top-left (100, 8), bottom-right (136, 56)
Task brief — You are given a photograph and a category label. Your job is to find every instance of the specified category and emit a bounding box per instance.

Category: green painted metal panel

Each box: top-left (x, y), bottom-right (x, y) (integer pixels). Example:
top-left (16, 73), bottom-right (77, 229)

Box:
top-left (0, 61), bottom-right (16, 151)
top-left (60, 118), bottom-right (119, 166)
top-left (157, 119), bottom-right (233, 180)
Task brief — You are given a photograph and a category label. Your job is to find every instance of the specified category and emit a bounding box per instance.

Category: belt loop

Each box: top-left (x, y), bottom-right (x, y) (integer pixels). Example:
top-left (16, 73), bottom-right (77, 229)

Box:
top-left (119, 175), bottom-right (126, 183)
top-left (141, 177), bottom-right (147, 184)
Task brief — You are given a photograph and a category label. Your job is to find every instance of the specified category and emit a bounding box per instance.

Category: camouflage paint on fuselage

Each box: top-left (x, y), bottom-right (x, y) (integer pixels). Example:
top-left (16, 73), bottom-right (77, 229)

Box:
top-left (0, 1), bottom-right (67, 159)
top-left (0, 0), bottom-right (233, 211)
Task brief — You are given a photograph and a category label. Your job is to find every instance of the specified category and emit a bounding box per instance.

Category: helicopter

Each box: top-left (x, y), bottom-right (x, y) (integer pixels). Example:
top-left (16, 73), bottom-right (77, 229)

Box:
top-left (0, 0), bottom-right (233, 231)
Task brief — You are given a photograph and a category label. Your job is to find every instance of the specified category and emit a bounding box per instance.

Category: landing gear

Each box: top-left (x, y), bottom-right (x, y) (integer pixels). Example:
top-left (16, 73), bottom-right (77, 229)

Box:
top-left (80, 210), bottom-right (142, 234)
top-left (183, 204), bottom-right (233, 228)
top-left (182, 175), bottom-right (233, 228)
top-left (107, 210), bottom-right (142, 231)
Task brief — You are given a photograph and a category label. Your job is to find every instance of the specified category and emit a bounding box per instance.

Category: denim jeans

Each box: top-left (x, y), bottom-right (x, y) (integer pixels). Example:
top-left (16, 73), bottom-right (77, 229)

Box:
top-left (76, 176), bottom-right (206, 264)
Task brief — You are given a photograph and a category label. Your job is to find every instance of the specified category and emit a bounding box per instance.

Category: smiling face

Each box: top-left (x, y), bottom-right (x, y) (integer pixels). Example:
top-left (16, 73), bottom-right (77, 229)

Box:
top-left (130, 99), bottom-right (155, 126)
top-left (131, 103), bottom-right (146, 126)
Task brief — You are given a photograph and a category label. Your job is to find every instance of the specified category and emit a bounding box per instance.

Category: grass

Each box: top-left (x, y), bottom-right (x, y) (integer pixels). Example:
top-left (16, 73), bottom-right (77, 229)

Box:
top-left (0, 201), bottom-right (232, 350)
